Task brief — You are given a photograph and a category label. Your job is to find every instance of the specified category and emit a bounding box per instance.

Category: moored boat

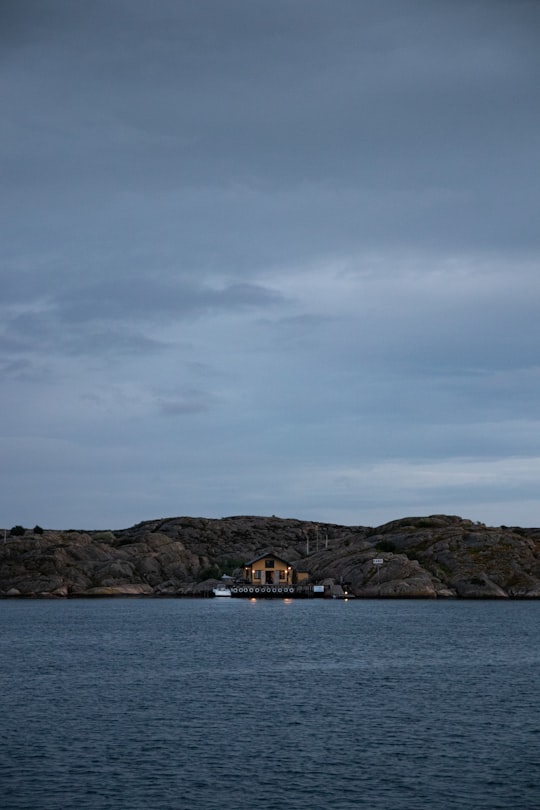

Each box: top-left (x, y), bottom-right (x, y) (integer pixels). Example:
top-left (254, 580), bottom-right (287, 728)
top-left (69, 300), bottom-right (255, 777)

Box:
top-left (212, 585), bottom-right (232, 597)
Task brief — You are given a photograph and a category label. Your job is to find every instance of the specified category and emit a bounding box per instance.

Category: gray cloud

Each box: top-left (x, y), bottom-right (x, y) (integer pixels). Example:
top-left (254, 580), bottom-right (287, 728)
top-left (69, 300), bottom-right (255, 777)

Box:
top-left (2, 0), bottom-right (540, 529)
top-left (3, 1), bottom-right (538, 250)
top-left (54, 278), bottom-right (284, 323)
top-left (0, 357), bottom-right (49, 381)
top-left (0, 276), bottom-right (283, 368)
top-left (156, 389), bottom-right (219, 416)
top-left (0, 310), bottom-right (166, 362)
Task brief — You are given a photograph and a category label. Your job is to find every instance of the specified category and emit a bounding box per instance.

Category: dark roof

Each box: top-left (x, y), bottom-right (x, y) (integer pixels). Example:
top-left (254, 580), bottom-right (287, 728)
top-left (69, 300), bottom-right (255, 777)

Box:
top-left (244, 551), bottom-right (291, 567)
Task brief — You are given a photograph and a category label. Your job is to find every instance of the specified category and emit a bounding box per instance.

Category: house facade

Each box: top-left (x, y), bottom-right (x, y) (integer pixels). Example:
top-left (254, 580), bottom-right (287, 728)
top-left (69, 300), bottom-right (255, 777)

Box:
top-left (243, 553), bottom-right (293, 586)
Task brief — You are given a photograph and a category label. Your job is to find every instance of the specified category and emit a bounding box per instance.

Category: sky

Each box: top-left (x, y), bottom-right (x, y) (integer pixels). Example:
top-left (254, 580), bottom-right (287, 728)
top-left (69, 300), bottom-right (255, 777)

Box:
top-left (2, 0), bottom-right (540, 530)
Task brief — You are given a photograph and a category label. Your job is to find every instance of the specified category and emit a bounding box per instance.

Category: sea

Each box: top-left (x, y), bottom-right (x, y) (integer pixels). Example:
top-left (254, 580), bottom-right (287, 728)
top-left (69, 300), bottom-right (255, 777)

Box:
top-left (1, 598), bottom-right (539, 810)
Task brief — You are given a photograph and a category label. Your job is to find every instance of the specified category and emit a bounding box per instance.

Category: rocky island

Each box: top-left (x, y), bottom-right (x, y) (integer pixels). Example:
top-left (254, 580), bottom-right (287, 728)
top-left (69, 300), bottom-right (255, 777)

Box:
top-left (1, 514), bottom-right (539, 599)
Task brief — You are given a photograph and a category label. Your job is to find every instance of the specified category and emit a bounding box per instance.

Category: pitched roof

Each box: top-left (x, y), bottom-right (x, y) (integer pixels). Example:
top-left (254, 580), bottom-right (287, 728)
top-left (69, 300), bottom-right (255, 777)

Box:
top-left (244, 551), bottom-right (291, 567)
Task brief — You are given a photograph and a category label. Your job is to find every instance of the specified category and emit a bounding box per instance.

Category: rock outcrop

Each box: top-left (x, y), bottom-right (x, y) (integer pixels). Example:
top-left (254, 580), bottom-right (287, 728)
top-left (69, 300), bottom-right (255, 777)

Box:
top-left (1, 514), bottom-right (539, 598)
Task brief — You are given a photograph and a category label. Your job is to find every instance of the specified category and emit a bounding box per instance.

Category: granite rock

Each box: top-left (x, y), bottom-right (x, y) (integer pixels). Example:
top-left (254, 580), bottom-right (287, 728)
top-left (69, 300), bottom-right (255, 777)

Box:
top-left (0, 514), bottom-right (538, 599)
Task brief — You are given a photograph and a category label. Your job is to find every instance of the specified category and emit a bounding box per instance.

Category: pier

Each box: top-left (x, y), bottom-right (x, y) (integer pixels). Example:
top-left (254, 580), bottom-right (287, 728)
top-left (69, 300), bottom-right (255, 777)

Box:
top-left (230, 585), bottom-right (297, 597)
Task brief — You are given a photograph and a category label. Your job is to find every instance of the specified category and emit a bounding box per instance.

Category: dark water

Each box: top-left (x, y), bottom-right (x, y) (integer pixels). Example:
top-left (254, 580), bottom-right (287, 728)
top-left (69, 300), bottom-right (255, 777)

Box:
top-left (1, 598), bottom-right (539, 810)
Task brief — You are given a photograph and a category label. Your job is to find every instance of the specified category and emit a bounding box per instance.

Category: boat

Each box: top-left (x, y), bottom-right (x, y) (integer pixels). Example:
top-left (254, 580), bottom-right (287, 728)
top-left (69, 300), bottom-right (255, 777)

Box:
top-left (212, 585), bottom-right (232, 597)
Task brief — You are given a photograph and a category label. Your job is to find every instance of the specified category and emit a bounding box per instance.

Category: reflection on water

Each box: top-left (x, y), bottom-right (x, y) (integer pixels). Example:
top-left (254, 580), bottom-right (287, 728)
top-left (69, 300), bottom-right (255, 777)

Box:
top-left (1, 599), bottom-right (539, 809)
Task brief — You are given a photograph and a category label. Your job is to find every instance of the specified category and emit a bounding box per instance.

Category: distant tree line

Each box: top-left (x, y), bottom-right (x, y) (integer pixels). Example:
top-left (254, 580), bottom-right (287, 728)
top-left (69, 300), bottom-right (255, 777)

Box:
top-left (8, 525), bottom-right (44, 537)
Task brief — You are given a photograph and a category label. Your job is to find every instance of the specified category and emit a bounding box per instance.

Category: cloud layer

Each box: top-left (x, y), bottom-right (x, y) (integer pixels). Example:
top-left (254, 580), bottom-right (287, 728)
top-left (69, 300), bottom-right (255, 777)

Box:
top-left (2, 0), bottom-right (540, 528)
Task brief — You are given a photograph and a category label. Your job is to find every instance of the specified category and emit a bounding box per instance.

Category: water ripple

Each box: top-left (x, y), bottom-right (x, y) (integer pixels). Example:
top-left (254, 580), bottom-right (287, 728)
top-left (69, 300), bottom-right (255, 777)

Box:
top-left (1, 599), bottom-right (539, 809)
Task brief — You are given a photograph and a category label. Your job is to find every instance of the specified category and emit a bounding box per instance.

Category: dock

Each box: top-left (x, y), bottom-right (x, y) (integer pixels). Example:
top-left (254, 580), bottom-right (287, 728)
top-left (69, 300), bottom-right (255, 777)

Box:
top-left (230, 585), bottom-right (297, 597)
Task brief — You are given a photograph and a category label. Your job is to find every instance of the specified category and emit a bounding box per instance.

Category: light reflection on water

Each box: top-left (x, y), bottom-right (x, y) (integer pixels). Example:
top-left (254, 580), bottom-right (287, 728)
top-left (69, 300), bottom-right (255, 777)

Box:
top-left (1, 598), bottom-right (539, 809)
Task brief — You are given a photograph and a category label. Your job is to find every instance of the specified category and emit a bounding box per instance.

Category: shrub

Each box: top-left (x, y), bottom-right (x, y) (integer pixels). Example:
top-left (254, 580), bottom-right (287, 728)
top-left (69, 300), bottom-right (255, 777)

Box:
top-left (92, 531), bottom-right (116, 543)
top-left (10, 525), bottom-right (26, 537)
top-left (220, 557), bottom-right (244, 576)
top-left (376, 539), bottom-right (396, 553)
top-left (33, 525), bottom-right (44, 535)
top-left (197, 565), bottom-right (221, 582)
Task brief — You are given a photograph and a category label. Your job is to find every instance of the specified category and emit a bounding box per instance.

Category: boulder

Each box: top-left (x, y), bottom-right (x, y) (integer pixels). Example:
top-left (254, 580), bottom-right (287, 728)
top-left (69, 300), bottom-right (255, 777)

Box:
top-left (452, 575), bottom-right (508, 599)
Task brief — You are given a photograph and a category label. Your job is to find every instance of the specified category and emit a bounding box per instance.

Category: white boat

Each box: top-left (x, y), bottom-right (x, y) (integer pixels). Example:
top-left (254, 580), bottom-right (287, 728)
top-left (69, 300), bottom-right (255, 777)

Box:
top-left (212, 585), bottom-right (232, 597)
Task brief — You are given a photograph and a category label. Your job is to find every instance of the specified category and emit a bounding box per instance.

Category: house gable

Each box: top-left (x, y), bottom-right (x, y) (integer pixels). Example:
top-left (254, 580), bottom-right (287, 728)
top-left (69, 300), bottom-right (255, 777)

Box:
top-left (243, 552), bottom-right (293, 586)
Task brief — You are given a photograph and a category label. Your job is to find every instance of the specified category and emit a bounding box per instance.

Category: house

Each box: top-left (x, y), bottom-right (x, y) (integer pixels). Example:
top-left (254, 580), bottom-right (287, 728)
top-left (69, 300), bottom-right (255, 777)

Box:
top-left (243, 552), bottom-right (293, 586)
top-left (243, 552), bottom-right (310, 587)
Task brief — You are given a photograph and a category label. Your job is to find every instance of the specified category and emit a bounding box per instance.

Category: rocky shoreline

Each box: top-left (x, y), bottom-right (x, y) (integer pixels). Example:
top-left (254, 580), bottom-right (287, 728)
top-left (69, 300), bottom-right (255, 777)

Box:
top-left (1, 514), bottom-right (539, 599)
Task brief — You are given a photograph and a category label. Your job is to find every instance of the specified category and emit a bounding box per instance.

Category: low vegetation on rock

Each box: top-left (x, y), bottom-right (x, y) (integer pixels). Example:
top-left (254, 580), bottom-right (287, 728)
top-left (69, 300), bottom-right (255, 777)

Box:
top-left (1, 514), bottom-right (539, 599)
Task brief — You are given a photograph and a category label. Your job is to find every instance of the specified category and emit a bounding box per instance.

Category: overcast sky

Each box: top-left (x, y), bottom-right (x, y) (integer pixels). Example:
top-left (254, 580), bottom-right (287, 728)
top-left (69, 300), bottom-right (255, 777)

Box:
top-left (2, 0), bottom-right (540, 530)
